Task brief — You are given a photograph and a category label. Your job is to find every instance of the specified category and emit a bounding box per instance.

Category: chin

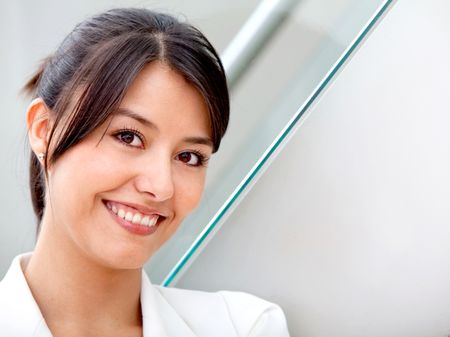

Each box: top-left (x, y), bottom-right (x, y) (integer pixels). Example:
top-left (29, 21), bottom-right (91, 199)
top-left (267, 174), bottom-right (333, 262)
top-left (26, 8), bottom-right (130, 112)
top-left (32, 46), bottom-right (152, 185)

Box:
top-left (92, 245), bottom-right (155, 271)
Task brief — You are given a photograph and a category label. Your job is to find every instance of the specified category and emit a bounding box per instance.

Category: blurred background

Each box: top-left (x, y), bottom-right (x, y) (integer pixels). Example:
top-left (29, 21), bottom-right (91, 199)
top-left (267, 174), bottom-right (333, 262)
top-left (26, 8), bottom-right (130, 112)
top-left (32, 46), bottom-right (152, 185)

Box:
top-left (2, 0), bottom-right (450, 336)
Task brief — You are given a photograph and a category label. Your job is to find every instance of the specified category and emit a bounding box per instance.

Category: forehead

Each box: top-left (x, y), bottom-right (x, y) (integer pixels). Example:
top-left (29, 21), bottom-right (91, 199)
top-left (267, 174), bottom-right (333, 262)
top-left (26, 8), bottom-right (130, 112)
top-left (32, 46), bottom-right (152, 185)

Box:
top-left (118, 62), bottom-right (211, 136)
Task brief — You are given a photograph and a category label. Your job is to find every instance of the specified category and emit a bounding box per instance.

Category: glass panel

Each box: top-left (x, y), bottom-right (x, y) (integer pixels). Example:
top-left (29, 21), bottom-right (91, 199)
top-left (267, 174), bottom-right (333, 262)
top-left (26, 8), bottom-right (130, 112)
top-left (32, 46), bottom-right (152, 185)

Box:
top-left (146, 0), bottom-right (394, 285)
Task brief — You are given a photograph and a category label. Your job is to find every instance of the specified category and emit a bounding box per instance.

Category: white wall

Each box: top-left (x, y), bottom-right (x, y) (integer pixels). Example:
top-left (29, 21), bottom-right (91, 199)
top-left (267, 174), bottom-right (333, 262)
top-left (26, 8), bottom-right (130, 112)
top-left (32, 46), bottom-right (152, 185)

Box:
top-left (176, 1), bottom-right (450, 336)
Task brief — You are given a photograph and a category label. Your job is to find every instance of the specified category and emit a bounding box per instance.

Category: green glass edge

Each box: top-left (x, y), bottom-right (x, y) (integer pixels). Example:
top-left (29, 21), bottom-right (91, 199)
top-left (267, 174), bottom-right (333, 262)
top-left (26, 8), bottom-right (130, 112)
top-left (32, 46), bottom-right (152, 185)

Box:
top-left (162, 0), bottom-right (395, 287)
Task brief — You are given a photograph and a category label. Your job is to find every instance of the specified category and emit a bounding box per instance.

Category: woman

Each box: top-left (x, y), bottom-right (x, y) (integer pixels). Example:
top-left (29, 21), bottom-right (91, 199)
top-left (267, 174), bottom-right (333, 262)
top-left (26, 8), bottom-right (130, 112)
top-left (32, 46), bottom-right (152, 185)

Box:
top-left (0, 8), bottom-right (289, 337)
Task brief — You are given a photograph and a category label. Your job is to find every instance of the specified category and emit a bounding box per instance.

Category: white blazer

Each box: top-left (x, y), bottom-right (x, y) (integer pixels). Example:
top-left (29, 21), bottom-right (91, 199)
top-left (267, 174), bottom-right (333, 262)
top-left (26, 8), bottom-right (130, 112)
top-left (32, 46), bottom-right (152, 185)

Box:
top-left (0, 253), bottom-right (290, 336)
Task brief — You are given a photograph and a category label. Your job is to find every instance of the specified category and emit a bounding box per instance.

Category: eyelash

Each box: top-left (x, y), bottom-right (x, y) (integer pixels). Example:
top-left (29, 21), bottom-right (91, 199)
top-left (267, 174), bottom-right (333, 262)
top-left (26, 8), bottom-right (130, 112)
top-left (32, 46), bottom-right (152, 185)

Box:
top-left (112, 127), bottom-right (209, 167)
top-left (113, 127), bottom-right (145, 149)
top-left (179, 150), bottom-right (209, 167)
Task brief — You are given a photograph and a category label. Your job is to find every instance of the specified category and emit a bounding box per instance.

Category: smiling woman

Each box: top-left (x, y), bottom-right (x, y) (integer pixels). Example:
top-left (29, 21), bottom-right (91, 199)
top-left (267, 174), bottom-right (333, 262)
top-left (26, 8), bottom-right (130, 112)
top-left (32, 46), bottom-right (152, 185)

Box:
top-left (0, 7), bottom-right (289, 337)
top-left (29, 62), bottom-right (213, 270)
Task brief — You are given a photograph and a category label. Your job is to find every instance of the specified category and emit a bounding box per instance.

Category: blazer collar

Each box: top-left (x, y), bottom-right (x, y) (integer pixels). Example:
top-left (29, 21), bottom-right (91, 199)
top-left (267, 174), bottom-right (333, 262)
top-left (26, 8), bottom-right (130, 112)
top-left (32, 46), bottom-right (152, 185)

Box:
top-left (141, 271), bottom-right (197, 337)
top-left (0, 252), bottom-right (53, 337)
top-left (1, 253), bottom-right (197, 337)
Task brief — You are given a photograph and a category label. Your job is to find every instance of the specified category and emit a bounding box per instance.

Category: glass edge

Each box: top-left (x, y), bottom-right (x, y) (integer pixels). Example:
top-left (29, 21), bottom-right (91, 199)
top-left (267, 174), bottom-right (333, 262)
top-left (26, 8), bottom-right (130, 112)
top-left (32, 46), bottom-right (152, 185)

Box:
top-left (161, 0), bottom-right (396, 287)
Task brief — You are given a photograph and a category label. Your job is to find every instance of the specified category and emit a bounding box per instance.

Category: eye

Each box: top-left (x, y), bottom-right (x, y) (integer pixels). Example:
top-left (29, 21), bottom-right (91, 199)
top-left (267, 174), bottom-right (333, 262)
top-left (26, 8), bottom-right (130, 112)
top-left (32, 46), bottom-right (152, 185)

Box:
top-left (176, 151), bottom-right (207, 167)
top-left (114, 129), bottom-right (144, 149)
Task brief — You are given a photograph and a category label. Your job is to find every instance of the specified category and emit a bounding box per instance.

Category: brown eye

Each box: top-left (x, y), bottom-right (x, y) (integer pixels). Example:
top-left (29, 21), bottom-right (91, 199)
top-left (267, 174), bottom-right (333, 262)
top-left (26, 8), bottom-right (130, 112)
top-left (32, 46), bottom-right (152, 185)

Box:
top-left (115, 130), bottom-right (144, 148)
top-left (177, 152), bottom-right (201, 166)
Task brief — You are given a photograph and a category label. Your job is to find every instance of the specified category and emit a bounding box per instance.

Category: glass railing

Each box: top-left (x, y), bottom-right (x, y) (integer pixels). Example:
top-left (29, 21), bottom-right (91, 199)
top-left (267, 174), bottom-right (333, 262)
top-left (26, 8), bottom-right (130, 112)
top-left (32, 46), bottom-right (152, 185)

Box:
top-left (145, 0), bottom-right (395, 285)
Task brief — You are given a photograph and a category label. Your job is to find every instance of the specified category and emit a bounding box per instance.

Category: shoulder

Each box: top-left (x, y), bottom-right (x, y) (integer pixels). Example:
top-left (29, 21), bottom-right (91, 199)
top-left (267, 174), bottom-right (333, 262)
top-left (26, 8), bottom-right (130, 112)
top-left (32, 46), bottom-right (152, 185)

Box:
top-left (153, 285), bottom-right (290, 337)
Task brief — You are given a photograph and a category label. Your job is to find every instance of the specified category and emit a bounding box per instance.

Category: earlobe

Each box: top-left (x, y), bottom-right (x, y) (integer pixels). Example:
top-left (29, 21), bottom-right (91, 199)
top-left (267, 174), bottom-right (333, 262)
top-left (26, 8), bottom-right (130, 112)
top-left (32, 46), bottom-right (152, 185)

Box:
top-left (26, 97), bottom-right (51, 157)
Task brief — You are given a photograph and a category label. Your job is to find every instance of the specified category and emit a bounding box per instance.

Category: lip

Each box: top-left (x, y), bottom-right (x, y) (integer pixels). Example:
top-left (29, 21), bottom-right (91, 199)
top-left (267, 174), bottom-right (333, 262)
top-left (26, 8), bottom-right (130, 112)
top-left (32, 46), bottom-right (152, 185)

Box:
top-left (102, 199), bottom-right (165, 236)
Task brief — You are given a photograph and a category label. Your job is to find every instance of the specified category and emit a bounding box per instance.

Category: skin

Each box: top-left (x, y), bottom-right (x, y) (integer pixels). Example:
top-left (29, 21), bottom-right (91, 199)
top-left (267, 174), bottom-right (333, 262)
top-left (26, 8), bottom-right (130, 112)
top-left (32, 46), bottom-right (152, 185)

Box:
top-left (24, 61), bottom-right (213, 337)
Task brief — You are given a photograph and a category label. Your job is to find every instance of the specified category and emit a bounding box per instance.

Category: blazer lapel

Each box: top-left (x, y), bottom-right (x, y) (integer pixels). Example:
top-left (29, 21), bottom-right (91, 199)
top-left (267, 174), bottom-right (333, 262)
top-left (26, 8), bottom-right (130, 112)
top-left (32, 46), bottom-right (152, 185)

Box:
top-left (141, 272), bottom-right (197, 337)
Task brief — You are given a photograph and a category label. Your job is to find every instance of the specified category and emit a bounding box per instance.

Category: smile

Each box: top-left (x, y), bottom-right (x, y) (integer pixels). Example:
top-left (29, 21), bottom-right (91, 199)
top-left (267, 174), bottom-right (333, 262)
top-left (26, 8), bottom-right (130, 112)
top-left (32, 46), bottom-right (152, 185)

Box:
top-left (103, 200), bottom-right (164, 236)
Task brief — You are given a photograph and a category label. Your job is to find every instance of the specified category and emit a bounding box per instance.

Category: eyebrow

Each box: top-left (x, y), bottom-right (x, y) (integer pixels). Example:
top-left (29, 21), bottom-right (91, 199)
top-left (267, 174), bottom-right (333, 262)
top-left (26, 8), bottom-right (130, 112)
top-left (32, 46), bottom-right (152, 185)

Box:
top-left (114, 107), bottom-right (214, 148)
top-left (115, 107), bottom-right (158, 130)
top-left (183, 136), bottom-right (214, 148)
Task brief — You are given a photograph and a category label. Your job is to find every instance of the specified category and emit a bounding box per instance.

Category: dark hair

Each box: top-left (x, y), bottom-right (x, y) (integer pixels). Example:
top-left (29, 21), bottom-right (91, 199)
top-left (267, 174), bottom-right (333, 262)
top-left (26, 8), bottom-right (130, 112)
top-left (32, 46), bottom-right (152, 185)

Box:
top-left (23, 8), bottom-right (229, 231)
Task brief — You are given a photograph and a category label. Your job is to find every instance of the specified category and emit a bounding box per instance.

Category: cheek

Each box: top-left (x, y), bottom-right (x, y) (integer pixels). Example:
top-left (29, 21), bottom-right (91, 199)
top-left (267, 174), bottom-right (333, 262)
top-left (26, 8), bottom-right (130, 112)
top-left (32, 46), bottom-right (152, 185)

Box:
top-left (48, 158), bottom-right (95, 221)
top-left (174, 171), bottom-right (206, 215)
top-left (48, 147), bottom-right (126, 212)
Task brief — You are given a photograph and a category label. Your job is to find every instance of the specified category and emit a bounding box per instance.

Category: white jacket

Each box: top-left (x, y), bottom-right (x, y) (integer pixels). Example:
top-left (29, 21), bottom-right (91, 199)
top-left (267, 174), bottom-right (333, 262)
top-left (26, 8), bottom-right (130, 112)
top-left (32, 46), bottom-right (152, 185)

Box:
top-left (0, 253), bottom-right (290, 336)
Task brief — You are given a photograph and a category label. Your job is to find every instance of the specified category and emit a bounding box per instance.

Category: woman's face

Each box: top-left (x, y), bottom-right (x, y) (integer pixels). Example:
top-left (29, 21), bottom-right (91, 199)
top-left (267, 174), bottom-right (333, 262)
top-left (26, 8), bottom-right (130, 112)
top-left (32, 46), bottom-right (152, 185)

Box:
top-left (45, 62), bottom-right (213, 269)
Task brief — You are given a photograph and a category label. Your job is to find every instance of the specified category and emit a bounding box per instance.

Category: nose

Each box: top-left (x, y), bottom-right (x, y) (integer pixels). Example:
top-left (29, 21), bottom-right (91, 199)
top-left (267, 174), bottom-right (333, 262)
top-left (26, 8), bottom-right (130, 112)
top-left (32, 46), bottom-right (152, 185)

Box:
top-left (134, 155), bottom-right (174, 202)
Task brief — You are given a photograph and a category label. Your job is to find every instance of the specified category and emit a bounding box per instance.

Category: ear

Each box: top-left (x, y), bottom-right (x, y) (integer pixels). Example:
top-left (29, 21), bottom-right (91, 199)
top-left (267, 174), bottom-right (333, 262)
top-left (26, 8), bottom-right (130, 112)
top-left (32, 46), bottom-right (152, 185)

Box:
top-left (26, 98), bottom-right (51, 157)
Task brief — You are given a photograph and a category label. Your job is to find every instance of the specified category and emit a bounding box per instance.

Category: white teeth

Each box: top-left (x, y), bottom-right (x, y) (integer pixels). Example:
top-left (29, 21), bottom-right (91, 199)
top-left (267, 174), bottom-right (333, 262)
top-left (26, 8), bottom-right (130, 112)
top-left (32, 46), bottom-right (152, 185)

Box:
top-left (118, 209), bottom-right (125, 219)
top-left (148, 216), bottom-right (158, 227)
top-left (141, 216), bottom-right (150, 226)
top-left (125, 212), bottom-right (133, 221)
top-left (109, 202), bottom-right (160, 227)
top-left (132, 213), bottom-right (141, 224)
top-left (141, 215), bottom-right (158, 227)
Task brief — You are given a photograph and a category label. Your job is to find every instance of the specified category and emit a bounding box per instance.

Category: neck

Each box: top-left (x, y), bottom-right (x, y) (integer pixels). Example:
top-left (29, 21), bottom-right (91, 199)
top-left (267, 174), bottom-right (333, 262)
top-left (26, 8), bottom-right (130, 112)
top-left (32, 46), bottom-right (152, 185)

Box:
top-left (24, 215), bottom-right (143, 331)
